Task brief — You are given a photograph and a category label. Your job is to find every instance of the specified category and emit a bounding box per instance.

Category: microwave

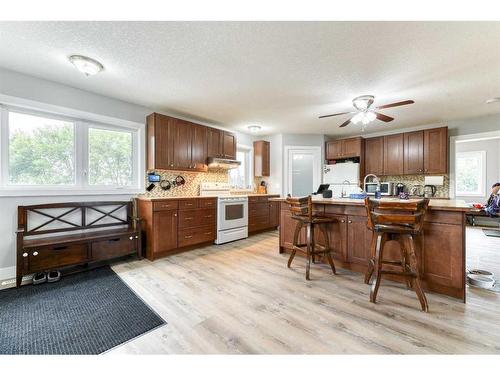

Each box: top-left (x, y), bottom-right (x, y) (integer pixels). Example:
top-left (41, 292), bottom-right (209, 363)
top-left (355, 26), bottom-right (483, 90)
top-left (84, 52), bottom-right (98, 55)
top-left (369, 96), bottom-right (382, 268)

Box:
top-left (364, 182), bottom-right (393, 196)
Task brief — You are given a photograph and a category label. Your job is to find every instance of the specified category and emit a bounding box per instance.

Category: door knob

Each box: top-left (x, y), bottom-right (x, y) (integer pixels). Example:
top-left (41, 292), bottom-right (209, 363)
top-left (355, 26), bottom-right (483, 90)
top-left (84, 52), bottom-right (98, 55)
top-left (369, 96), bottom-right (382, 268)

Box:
top-left (22, 252), bottom-right (28, 257)
top-left (129, 236), bottom-right (133, 240)
top-left (32, 251), bottom-right (38, 256)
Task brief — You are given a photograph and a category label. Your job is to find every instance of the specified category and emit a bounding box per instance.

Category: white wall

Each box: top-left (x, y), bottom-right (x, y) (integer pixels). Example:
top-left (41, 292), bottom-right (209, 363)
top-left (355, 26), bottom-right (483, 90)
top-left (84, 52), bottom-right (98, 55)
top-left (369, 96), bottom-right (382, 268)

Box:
top-left (0, 68), bottom-right (253, 281)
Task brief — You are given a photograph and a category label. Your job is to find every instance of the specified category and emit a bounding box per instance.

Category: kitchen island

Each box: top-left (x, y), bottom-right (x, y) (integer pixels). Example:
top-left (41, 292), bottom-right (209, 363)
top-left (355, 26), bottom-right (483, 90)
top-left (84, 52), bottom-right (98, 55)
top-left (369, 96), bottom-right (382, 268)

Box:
top-left (271, 197), bottom-right (471, 301)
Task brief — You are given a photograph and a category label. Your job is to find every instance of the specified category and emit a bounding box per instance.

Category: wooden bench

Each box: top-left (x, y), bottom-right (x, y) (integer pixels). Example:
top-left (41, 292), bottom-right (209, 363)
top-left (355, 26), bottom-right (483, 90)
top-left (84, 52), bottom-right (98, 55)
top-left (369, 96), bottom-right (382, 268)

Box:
top-left (16, 201), bottom-right (142, 287)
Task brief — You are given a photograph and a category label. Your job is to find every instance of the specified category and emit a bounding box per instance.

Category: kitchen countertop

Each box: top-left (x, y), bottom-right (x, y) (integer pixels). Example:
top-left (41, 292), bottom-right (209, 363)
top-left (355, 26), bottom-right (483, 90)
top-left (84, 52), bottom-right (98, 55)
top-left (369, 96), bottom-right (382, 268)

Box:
top-left (137, 193), bottom-right (281, 201)
top-left (270, 196), bottom-right (471, 212)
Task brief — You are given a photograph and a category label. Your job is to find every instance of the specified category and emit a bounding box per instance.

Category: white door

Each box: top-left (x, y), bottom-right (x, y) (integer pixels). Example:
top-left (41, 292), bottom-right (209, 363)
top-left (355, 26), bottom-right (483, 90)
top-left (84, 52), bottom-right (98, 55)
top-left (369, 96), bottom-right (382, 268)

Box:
top-left (285, 146), bottom-right (321, 197)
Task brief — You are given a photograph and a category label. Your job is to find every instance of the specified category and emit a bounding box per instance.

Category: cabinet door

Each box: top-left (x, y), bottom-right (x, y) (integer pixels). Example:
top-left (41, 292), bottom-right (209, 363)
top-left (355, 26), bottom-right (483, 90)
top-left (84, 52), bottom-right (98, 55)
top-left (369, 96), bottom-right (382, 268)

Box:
top-left (153, 210), bottom-right (178, 253)
top-left (342, 138), bottom-right (362, 157)
top-left (172, 119), bottom-right (192, 169)
top-left (222, 131), bottom-right (237, 159)
top-left (207, 127), bottom-right (222, 158)
top-left (364, 137), bottom-right (384, 175)
top-left (191, 124), bottom-right (208, 170)
top-left (423, 222), bottom-right (464, 289)
top-left (383, 133), bottom-right (404, 175)
top-left (404, 131), bottom-right (424, 174)
top-left (326, 140), bottom-right (342, 159)
top-left (262, 141), bottom-right (270, 176)
top-left (148, 113), bottom-right (173, 170)
top-left (254, 140), bottom-right (270, 177)
top-left (424, 127), bottom-right (448, 174)
top-left (346, 216), bottom-right (372, 265)
top-left (317, 214), bottom-right (347, 261)
top-left (269, 201), bottom-right (279, 227)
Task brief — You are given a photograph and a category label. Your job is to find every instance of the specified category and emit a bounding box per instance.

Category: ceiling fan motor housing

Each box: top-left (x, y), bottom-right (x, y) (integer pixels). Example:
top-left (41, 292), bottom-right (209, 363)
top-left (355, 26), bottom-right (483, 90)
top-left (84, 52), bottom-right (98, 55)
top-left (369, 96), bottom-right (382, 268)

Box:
top-left (352, 95), bottom-right (375, 110)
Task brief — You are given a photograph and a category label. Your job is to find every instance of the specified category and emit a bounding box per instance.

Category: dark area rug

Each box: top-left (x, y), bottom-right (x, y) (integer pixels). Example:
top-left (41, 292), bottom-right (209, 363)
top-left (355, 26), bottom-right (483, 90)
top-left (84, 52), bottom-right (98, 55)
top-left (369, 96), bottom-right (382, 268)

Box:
top-left (0, 266), bottom-right (166, 355)
top-left (483, 229), bottom-right (500, 238)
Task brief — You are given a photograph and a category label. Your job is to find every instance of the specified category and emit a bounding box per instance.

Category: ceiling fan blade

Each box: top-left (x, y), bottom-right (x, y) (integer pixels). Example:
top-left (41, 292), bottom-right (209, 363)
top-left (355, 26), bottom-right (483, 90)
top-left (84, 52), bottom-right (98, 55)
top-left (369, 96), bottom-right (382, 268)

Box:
top-left (375, 112), bottom-right (394, 122)
top-left (375, 100), bottom-right (414, 110)
top-left (319, 111), bottom-right (354, 119)
top-left (339, 117), bottom-right (353, 128)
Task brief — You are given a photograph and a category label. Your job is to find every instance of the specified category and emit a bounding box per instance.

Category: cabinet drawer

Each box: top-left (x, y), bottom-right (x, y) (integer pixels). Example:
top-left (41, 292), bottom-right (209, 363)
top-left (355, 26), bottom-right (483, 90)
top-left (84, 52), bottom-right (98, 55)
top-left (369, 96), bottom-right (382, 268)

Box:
top-left (92, 234), bottom-right (138, 261)
top-left (178, 208), bottom-right (216, 228)
top-left (249, 215), bottom-right (270, 232)
top-left (178, 199), bottom-right (198, 210)
top-left (178, 226), bottom-right (216, 247)
top-left (199, 198), bottom-right (216, 208)
top-left (28, 243), bottom-right (89, 273)
top-left (249, 202), bottom-right (269, 218)
top-left (153, 200), bottom-right (179, 211)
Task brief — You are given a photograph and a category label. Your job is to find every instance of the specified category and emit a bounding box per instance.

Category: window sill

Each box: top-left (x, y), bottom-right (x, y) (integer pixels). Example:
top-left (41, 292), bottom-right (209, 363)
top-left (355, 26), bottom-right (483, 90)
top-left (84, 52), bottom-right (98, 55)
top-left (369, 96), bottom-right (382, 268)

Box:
top-left (0, 188), bottom-right (144, 198)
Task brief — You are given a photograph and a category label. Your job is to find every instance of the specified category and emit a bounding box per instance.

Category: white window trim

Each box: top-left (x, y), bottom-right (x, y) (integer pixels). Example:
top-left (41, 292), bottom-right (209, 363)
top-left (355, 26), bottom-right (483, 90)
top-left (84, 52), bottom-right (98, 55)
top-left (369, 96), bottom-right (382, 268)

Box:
top-left (230, 144), bottom-right (253, 191)
top-left (0, 103), bottom-right (145, 197)
top-left (455, 150), bottom-right (486, 197)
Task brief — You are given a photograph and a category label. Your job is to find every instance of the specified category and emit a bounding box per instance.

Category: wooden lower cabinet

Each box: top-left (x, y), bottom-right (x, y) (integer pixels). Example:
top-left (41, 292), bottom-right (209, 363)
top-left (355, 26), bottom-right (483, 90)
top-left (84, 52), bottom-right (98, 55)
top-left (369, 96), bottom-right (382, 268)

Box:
top-left (153, 209), bottom-right (178, 256)
top-left (278, 202), bottom-right (466, 300)
top-left (248, 195), bottom-right (280, 233)
top-left (138, 198), bottom-right (216, 260)
top-left (346, 216), bottom-right (372, 265)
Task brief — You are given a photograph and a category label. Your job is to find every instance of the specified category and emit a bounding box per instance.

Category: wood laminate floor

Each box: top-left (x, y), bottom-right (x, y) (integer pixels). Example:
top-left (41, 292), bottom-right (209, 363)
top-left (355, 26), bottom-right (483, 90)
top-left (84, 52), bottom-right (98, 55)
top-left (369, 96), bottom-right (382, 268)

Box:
top-left (110, 229), bottom-right (500, 354)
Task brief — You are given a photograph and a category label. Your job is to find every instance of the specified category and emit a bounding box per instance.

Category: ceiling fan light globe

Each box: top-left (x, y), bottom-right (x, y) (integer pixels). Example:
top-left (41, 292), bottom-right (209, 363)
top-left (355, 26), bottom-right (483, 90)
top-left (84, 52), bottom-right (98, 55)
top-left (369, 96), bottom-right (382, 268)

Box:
top-left (352, 113), bottom-right (363, 124)
top-left (366, 111), bottom-right (376, 122)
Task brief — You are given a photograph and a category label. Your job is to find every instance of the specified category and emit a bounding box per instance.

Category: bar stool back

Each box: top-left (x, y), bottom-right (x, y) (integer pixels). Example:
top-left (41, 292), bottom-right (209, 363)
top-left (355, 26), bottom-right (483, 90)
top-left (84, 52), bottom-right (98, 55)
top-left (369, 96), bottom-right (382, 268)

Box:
top-left (286, 195), bottom-right (336, 280)
top-left (364, 197), bottom-right (430, 311)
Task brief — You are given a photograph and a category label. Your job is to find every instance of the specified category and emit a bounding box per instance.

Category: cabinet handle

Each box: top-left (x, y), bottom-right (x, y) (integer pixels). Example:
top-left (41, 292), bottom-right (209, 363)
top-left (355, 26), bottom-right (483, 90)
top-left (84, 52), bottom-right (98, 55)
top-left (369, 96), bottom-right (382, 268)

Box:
top-left (174, 213), bottom-right (178, 217)
top-left (184, 235), bottom-right (193, 239)
top-left (204, 232), bottom-right (212, 235)
top-left (170, 163), bottom-right (174, 167)
top-left (348, 220), bottom-right (352, 224)
top-left (129, 236), bottom-right (134, 240)
top-left (204, 215), bottom-right (212, 218)
top-left (185, 217), bottom-right (193, 220)
top-left (135, 235), bottom-right (139, 239)
top-left (341, 220), bottom-right (345, 223)
top-left (32, 251), bottom-right (38, 256)
top-left (22, 252), bottom-right (28, 258)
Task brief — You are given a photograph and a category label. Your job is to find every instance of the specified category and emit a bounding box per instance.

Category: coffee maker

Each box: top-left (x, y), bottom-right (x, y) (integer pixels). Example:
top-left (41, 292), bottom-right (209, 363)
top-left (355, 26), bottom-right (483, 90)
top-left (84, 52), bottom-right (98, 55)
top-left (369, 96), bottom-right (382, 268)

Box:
top-left (394, 183), bottom-right (405, 196)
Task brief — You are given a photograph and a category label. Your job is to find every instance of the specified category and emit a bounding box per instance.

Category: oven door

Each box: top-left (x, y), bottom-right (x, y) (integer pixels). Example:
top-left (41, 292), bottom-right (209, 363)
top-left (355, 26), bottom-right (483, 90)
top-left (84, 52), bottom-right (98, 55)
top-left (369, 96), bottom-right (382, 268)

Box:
top-left (218, 199), bottom-right (248, 230)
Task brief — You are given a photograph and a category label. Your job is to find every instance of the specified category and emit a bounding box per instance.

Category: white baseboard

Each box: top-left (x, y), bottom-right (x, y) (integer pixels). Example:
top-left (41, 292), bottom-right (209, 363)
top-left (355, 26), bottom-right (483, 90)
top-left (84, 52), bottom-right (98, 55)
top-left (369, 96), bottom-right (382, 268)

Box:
top-left (0, 266), bottom-right (15, 281)
top-left (0, 266), bottom-right (33, 290)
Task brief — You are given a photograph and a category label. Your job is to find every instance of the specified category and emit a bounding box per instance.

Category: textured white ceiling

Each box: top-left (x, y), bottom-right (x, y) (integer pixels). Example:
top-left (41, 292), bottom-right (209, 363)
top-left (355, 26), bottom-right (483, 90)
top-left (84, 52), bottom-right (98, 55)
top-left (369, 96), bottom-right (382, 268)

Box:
top-left (1, 21), bottom-right (500, 136)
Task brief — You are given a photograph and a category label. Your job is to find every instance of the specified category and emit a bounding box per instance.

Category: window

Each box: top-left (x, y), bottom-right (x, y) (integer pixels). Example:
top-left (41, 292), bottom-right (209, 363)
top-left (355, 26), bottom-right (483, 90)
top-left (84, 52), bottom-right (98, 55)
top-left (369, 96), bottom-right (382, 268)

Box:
top-left (229, 146), bottom-right (252, 189)
top-left (455, 151), bottom-right (486, 196)
top-left (8, 111), bottom-right (75, 185)
top-left (0, 105), bottom-right (142, 194)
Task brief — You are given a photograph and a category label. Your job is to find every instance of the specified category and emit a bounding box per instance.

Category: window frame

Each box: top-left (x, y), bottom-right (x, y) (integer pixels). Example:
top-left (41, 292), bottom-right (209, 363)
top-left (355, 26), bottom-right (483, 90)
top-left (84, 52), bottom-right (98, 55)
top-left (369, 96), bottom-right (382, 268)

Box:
top-left (455, 150), bottom-right (487, 197)
top-left (229, 144), bottom-right (253, 190)
top-left (0, 103), bottom-right (144, 196)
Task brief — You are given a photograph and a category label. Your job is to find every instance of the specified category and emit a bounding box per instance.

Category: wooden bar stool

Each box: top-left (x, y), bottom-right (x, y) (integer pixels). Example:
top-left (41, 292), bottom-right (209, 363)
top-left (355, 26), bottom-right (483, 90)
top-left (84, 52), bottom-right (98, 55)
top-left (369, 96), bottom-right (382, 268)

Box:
top-left (286, 195), bottom-right (336, 280)
top-left (364, 197), bottom-right (430, 312)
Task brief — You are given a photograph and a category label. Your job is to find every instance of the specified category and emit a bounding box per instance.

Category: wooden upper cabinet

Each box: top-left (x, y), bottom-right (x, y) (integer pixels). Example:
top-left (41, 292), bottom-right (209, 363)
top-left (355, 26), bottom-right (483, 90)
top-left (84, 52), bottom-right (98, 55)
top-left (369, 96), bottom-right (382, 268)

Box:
top-left (325, 137), bottom-right (363, 160)
top-left (404, 131), bottom-right (424, 174)
top-left (364, 136), bottom-right (384, 175)
top-left (326, 140), bottom-right (342, 159)
top-left (222, 131), bottom-right (237, 160)
top-left (424, 127), bottom-right (448, 174)
top-left (254, 140), bottom-right (270, 177)
top-left (191, 124), bottom-right (208, 171)
top-left (207, 127), bottom-right (222, 158)
top-left (171, 119), bottom-right (192, 170)
top-left (146, 113), bottom-right (173, 170)
top-left (342, 137), bottom-right (363, 157)
top-left (383, 133), bottom-right (404, 175)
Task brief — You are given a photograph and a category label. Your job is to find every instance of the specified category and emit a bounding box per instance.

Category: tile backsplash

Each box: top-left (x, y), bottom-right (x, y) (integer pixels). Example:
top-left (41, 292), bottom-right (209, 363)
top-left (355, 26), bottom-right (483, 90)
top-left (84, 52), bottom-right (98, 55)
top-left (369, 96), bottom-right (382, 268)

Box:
top-left (379, 175), bottom-right (449, 198)
top-left (140, 169), bottom-right (229, 198)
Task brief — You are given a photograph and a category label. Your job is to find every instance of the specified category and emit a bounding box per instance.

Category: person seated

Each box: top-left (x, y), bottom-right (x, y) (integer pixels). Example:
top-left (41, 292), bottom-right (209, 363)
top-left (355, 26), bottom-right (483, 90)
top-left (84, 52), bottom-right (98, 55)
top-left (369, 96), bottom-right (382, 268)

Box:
top-left (485, 182), bottom-right (500, 217)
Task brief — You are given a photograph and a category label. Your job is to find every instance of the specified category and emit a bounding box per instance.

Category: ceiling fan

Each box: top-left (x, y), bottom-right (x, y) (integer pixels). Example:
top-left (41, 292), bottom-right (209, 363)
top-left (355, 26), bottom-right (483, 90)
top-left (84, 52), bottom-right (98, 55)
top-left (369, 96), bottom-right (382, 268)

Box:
top-left (319, 95), bottom-right (414, 128)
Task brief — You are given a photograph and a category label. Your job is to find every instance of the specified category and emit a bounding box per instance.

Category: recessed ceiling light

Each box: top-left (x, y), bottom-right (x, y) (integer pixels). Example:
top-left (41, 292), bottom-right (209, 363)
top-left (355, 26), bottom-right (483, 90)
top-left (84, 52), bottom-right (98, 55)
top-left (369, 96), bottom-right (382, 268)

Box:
top-left (68, 55), bottom-right (104, 76)
top-left (248, 125), bottom-right (262, 133)
top-left (486, 97), bottom-right (500, 104)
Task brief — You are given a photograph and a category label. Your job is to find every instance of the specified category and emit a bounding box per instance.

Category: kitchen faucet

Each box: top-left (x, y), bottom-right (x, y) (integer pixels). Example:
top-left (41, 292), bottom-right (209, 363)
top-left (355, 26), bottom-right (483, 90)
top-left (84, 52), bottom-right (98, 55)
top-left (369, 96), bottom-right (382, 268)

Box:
top-left (363, 174), bottom-right (380, 193)
top-left (341, 180), bottom-right (351, 198)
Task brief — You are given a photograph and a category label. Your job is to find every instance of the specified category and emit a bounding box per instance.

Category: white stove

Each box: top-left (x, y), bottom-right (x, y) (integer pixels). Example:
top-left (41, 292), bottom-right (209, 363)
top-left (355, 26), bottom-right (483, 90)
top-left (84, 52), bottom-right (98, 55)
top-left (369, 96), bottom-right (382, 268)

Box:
top-left (200, 182), bottom-right (248, 244)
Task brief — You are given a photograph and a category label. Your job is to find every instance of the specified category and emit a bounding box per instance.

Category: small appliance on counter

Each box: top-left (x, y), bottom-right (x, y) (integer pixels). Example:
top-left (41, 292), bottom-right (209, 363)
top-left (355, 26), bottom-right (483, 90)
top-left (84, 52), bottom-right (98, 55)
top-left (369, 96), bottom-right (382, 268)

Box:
top-left (365, 182), bottom-right (392, 196)
top-left (394, 183), bottom-right (405, 196)
top-left (424, 185), bottom-right (437, 198)
top-left (257, 180), bottom-right (267, 194)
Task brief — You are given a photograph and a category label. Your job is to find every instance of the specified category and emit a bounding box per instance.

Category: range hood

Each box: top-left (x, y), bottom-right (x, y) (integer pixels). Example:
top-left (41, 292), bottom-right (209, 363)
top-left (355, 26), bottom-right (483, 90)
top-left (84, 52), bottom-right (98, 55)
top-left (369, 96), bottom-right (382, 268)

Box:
top-left (207, 157), bottom-right (241, 169)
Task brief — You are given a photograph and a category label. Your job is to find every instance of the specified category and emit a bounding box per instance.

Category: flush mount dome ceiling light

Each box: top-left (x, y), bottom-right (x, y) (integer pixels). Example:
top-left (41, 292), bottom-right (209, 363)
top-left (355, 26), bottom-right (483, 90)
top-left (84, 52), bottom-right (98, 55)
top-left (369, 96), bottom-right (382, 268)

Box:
top-left (248, 125), bottom-right (262, 133)
top-left (68, 55), bottom-right (104, 76)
